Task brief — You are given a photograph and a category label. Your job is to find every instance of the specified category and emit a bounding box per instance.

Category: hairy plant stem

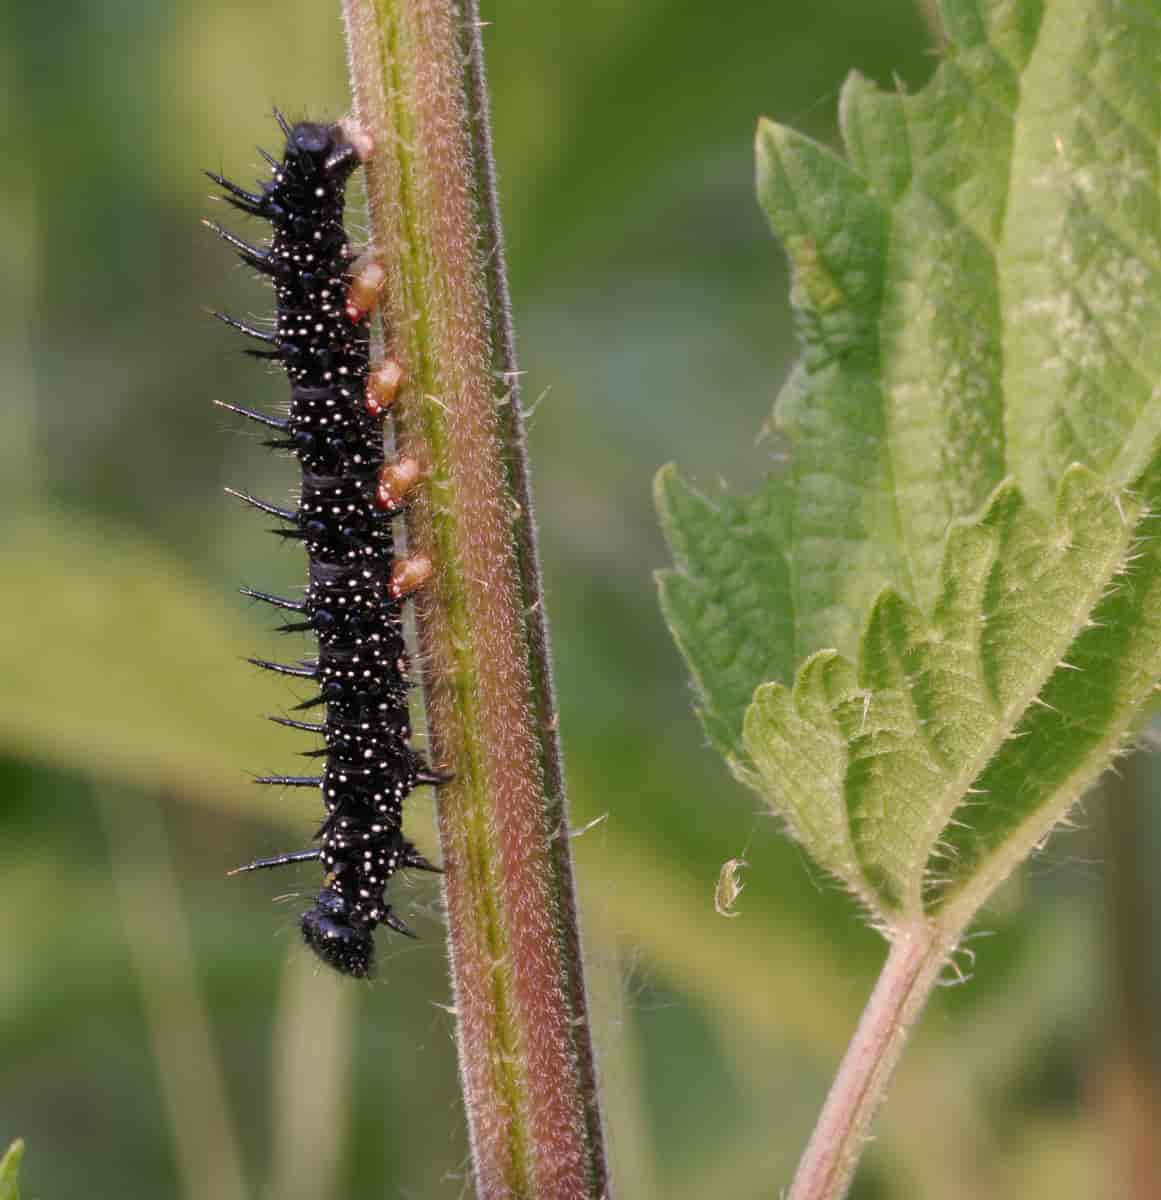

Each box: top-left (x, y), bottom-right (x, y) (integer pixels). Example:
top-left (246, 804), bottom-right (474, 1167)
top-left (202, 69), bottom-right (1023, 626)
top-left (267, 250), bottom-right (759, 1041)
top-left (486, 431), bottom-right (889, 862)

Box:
top-left (788, 921), bottom-right (951, 1200)
top-left (340, 2), bottom-right (608, 1197)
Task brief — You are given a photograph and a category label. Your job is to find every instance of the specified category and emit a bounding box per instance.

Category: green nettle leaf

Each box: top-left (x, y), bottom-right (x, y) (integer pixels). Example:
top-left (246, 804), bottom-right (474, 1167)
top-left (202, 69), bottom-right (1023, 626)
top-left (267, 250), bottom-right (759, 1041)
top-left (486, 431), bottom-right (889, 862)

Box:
top-left (745, 463), bottom-right (1161, 917)
top-left (655, 468), bottom-right (795, 769)
top-left (656, 0), bottom-right (1161, 931)
top-left (0, 1139), bottom-right (23, 1200)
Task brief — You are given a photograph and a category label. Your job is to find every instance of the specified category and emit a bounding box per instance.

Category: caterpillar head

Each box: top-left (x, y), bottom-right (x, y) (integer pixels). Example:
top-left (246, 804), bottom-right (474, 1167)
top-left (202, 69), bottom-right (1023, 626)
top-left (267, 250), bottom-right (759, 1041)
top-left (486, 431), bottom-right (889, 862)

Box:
top-left (301, 891), bottom-right (374, 978)
top-left (284, 120), bottom-right (361, 182)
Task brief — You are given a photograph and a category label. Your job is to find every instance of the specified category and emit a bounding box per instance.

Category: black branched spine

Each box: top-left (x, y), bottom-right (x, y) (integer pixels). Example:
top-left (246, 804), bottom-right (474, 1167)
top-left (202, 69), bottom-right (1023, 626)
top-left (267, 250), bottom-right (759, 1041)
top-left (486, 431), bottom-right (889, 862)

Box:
top-left (210, 115), bottom-right (437, 978)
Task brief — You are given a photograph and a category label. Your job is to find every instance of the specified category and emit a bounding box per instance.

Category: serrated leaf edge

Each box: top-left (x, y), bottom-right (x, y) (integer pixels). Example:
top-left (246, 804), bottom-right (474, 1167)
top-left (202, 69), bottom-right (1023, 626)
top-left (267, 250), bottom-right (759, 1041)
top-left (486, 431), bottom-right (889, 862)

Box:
top-left (741, 464), bottom-right (1147, 924)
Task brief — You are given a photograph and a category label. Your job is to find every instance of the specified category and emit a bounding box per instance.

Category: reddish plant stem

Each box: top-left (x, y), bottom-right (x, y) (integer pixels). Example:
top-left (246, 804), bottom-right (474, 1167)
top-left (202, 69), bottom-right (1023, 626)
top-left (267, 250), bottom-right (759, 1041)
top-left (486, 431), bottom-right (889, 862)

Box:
top-left (789, 923), bottom-right (949, 1200)
top-left (341, 2), bottom-right (608, 1196)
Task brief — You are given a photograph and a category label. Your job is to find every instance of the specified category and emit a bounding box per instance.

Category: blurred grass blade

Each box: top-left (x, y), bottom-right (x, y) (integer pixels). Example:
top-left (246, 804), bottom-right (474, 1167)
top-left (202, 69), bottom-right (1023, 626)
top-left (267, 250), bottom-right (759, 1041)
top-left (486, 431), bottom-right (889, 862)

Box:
top-left (0, 509), bottom-right (286, 814)
top-left (263, 954), bottom-right (354, 1200)
top-left (97, 788), bottom-right (250, 1200)
top-left (0, 1140), bottom-right (23, 1200)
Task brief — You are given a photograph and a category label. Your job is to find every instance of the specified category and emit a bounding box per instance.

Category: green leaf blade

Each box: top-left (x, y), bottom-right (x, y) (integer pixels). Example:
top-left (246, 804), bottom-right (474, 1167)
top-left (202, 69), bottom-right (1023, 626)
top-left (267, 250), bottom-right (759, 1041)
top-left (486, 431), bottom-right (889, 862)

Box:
top-left (1001, 1), bottom-right (1161, 503)
top-left (849, 2), bottom-right (1034, 605)
top-left (938, 460), bottom-right (1161, 915)
top-left (756, 120), bottom-right (911, 659)
top-left (657, 0), bottom-right (1161, 937)
top-left (744, 652), bottom-right (875, 905)
top-left (739, 465), bottom-right (1155, 924)
top-left (839, 73), bottom-right (909, 203)
top-left (654, 465), bottom-right (795, 763)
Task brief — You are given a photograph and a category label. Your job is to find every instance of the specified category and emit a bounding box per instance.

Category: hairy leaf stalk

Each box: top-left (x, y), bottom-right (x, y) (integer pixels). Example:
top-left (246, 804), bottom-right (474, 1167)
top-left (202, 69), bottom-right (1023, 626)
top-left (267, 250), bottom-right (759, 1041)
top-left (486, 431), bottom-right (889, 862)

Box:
top-left (341, 2), bottom-right (608, 1196)
top-left (788, 923), bottom-right (950, 1200)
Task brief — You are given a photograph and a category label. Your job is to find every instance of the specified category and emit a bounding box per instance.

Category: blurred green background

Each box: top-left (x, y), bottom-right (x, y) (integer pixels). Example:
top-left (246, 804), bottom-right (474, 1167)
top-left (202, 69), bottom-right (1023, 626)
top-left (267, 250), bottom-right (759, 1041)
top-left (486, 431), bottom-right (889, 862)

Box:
top-left (4, 2), bottom-right (1159, 1197)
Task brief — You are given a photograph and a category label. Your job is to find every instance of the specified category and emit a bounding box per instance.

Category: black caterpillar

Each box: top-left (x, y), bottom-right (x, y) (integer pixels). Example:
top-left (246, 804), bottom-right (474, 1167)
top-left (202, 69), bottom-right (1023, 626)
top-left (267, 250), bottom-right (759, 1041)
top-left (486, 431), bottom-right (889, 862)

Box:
top-left (207, 113), bottom-right (441, 978)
